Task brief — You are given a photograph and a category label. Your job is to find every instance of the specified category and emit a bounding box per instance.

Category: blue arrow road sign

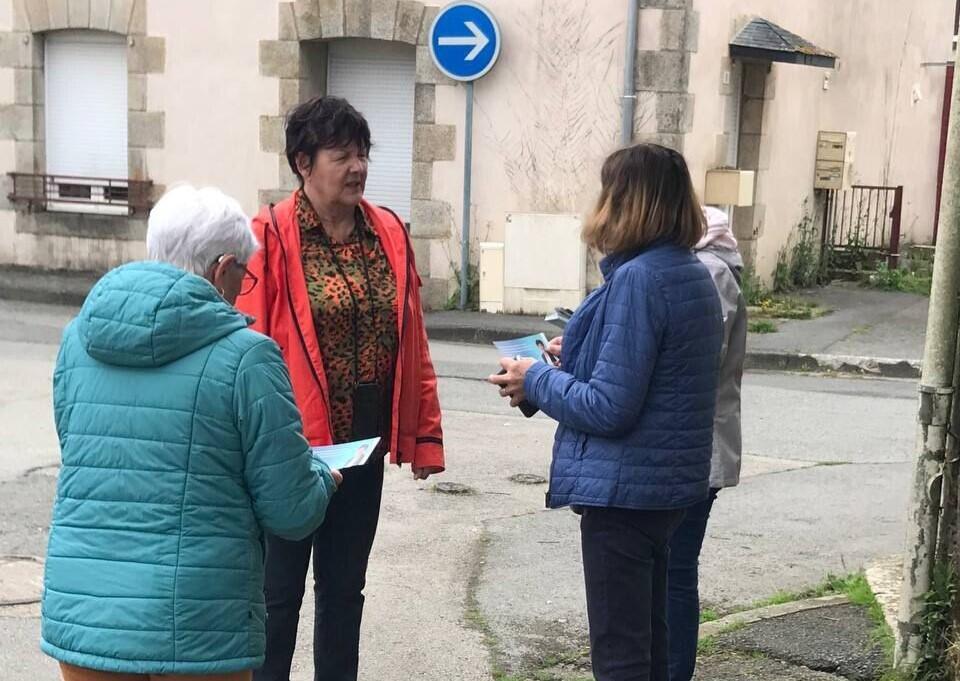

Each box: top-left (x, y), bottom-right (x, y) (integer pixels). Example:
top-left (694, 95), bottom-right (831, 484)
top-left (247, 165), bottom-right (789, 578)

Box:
top-left (429, 2), bottom-right (501, 82)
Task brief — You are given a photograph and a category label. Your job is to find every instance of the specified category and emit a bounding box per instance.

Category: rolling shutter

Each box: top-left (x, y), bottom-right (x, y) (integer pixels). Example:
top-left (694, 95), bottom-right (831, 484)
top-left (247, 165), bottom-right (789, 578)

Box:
top-left (327, 40), bottom-right (416, 221)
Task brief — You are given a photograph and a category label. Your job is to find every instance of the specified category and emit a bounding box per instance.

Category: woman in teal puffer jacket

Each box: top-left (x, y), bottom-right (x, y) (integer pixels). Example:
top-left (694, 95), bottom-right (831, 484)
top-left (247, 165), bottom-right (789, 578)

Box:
top-left (41, 185), bottom-right (340, 681)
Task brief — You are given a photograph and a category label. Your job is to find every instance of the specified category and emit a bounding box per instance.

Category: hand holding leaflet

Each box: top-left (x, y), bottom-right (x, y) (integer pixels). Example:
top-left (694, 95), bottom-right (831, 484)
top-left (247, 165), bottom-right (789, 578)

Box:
top-left (490, 333), bottom-right (559, 417)
top-left (311, 437), bottom-right (380, 470)
top-left (497, 361), bottom-right (540, 417)
top-left (493, 332), bottom-right (559, 368)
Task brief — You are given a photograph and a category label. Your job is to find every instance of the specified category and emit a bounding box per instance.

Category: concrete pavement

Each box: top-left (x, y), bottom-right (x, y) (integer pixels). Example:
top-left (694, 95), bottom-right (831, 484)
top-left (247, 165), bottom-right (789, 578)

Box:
top-left (428, 281), bottom-right (929, 378)
top-left (747, 282), bottom-right (928, 361)
top-left (0, 300), bottom-right (919, 680)
top-left (0, 277), bottom-right (931, 374)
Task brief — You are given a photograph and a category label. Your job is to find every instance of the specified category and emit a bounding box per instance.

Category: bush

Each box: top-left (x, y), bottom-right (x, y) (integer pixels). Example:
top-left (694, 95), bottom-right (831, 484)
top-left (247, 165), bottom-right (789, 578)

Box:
top-left (774, 204), bottom-right (826, 293)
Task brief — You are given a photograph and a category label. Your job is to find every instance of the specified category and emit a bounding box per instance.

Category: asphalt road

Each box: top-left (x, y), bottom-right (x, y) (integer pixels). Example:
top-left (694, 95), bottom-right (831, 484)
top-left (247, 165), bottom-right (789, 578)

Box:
top-left (0, 300), bottom-right (918, 680)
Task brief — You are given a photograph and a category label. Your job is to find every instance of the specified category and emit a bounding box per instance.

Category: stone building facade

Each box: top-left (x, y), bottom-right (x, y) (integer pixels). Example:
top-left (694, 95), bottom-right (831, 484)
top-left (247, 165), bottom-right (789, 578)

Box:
top-left (0, 0), bottom-right (952, 306)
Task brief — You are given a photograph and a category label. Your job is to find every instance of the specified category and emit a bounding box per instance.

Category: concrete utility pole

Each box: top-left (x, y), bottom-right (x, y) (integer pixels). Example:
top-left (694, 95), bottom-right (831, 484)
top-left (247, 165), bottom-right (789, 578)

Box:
top-left (896, 42), bottom-right (960, 666)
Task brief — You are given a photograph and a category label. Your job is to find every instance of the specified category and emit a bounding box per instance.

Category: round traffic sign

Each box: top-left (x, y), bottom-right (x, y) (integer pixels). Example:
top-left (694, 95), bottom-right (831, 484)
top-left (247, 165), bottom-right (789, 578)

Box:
top-left (429, 1), bottom-right (501, 82)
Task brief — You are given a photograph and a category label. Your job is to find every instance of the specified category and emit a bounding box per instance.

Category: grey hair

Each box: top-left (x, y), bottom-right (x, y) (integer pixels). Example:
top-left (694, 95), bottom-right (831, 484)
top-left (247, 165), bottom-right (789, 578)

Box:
top-left (146, 184), bottom-right (259, 276)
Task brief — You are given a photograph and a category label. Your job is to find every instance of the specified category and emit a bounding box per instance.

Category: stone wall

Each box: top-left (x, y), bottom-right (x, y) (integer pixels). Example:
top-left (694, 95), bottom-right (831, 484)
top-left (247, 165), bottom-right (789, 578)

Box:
top-left (633, 0), bottom-right (699, 151)
top-left (0, 0), bottom-right (164, 270)
top-left (259, 0), bottom-right (453, 308)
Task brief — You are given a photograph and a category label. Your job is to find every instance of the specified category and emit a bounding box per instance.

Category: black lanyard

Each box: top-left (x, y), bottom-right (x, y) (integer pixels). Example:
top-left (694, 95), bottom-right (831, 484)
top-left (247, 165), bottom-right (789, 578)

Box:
top-left (320, 223), bottom-right (378, 387)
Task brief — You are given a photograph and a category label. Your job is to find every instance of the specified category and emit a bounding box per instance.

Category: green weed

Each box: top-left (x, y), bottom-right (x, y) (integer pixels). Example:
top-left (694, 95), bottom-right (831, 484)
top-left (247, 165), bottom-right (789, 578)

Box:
top-left (699, 609), bottom-right (720, 624)
top-left (697, 636), bottom-right (718, 656)
top-left (914, 565), bottom-right (956, 681)
top-left (748, 320), bottom-right (778, 334)
top-left (868, 262), bottom-right (932, 297)
top-left (774, 200), bottom-right (828, 292)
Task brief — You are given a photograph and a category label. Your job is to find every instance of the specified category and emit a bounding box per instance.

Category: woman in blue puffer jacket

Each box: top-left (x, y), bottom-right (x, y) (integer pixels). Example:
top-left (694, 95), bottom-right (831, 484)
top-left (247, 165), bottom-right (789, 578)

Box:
top-left (491, 143), bottom-right (723, 681)
top-left (42, 185), bottom-right (340, 681)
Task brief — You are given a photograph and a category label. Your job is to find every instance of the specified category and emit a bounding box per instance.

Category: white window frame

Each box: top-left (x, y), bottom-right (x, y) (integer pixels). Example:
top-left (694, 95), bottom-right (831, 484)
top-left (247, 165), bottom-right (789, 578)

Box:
top-left (44, 30), bottom-right (129, 216)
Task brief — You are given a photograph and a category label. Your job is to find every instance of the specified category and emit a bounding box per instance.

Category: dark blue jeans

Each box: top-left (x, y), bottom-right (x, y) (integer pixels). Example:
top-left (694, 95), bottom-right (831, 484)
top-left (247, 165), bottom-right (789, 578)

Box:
top-left (580, 506), bottom-right (687, 681)
top-left (255, 457), bottom-right (384, 681)
top-left (666, 489), bottom-right (719, 681)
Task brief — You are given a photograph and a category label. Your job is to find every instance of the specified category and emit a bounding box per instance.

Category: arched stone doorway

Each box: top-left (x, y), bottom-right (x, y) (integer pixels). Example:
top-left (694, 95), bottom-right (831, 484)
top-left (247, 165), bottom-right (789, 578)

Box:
top-left (259, 1), bottom-right (455, 306)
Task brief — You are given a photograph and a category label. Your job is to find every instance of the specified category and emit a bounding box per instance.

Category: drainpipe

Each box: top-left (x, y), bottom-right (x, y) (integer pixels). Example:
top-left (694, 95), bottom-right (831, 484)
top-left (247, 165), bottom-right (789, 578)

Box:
top-left (621, 0), bottom-right (639, 145)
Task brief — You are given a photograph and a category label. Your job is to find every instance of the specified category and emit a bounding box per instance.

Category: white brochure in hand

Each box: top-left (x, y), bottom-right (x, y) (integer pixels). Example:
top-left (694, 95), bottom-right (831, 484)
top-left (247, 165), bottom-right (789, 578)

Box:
top-left (311, 437), bottom-right (381, 470)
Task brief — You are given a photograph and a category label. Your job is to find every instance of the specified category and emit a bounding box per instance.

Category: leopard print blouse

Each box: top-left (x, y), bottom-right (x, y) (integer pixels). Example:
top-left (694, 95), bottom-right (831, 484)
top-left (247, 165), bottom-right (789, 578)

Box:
top-left (297, 191), bottom-right (399, 444)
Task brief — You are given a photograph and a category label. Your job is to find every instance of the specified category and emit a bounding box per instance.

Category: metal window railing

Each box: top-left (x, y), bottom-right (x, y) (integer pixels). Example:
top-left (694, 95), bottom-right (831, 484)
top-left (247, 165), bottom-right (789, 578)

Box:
top-left (7, 173), bottom-right (154, 217)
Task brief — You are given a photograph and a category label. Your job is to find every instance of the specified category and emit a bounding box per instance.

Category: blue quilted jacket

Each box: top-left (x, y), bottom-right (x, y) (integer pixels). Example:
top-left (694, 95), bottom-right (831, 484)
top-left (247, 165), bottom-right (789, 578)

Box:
top-left (525, 243), bottom-right (723, 511)
top-left (41, 262), bottom-right (337, 675)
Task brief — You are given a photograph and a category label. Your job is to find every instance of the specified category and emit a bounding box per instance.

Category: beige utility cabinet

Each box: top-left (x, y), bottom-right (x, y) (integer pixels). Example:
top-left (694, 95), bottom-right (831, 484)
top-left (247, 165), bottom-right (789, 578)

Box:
top-left (704, 169), bottom-right (755, 206)
top-left (479, 242), bottom-right (505, 314)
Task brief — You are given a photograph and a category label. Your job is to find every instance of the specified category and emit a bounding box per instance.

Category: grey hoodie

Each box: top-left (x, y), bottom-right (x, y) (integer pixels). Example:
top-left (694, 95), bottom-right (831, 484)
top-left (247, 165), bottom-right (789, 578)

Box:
top-left (696, 209), bottom-right (747, 489)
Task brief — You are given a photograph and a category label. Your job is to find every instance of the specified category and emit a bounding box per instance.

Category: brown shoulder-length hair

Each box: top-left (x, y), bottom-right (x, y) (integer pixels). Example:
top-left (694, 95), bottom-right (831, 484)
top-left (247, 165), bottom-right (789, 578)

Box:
top-left (582, 143), bottom-right (705, 254)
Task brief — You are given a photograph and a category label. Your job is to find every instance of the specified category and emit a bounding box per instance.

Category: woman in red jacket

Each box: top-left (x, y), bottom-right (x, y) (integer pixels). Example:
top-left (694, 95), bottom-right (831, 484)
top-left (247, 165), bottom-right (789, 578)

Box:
top-left (237, 96), bottom-right (444, 681)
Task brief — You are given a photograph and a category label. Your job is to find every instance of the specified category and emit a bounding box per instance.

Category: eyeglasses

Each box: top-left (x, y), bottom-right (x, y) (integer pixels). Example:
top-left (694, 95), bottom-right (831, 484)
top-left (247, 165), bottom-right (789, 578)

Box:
top-left (239, 267), bottom-right (258, 296)
top-left (213, 254), bottom-right (258, 296)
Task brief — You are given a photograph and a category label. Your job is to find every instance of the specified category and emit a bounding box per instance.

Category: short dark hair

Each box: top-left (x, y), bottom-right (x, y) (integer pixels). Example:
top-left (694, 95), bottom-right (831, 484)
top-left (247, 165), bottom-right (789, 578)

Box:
top-left (285, 96), bottom-right (372, 184)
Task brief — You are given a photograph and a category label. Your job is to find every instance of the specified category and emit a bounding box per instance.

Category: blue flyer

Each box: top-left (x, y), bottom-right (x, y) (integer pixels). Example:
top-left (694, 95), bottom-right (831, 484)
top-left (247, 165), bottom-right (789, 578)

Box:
top-left (493, 333), bottom-right (557, 366)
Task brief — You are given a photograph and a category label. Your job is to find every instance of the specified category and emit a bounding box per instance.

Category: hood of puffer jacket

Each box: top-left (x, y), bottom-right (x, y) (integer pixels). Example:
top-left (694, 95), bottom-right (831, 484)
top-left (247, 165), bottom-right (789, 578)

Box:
top-left (697, 207), bottom-right (744, 272)
top-left (76, 261), bottom-right (250, 368)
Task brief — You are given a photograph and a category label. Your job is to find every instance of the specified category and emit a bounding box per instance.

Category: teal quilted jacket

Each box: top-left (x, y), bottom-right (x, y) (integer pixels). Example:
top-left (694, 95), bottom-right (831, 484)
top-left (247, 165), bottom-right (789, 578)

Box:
top-left (41, 261), bottom-right (337, 675)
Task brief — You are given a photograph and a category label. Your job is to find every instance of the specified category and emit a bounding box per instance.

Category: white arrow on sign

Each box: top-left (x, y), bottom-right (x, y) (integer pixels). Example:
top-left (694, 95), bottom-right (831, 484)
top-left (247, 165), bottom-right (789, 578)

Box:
top-left (437, 20), bottom-right (490, 61)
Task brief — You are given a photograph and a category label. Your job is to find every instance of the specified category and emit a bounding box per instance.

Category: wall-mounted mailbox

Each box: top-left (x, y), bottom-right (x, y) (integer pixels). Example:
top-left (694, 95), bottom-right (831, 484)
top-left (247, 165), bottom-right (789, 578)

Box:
top-left (815, 131), bottom-right (856, 190)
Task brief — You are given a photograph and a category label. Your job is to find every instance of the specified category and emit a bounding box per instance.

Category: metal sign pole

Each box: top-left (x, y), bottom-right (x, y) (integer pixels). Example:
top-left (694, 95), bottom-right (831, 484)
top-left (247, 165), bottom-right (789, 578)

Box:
top-left (430, 1), bottom-right (500, 310)
top-left (459, 80), bottom-right (474, 310)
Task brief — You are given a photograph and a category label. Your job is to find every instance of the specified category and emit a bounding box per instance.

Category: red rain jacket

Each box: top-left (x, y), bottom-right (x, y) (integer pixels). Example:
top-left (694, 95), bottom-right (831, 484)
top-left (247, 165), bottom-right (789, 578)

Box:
top-left (236, 192), bottom-right (444, 471)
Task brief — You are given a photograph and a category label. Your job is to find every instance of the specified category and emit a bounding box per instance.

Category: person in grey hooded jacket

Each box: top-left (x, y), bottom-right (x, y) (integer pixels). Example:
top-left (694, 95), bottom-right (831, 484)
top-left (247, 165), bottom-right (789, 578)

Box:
top-left (667, 206), bottom-right (748, 681)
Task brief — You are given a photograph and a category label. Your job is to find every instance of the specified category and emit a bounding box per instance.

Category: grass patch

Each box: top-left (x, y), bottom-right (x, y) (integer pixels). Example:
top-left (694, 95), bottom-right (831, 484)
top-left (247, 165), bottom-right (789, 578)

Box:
top-left (844, 573), bottom-right (894, 657)
top-left (696, 620), bottom-right (747, 658)
top-left (697, 636), bottom-right (718, 656)
top-left (748, 319), bottom-right (778, 335)
top-left (699, 609), bottom-right (720, 624)
top-left (846, 573), bottom-right (915, 681)
top-left (717, 620), bottom-right (747, 636)
top-left (751, 572), bottom-right (861, 609)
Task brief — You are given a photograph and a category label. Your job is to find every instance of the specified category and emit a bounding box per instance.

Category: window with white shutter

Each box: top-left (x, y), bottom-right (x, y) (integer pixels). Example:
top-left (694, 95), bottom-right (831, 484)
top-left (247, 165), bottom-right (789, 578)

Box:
top-left (44, 31), bottom-right (128, 214)
top-left (327, 40), bottom-right (416, 221)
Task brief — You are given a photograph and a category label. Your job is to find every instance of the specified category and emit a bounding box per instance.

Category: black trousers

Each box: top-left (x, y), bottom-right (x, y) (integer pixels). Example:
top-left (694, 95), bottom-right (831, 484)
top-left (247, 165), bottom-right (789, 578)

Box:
top-left (255, 457), bottom-right (385, 681)
top-left (580, 506), bottom-right (686, 681)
